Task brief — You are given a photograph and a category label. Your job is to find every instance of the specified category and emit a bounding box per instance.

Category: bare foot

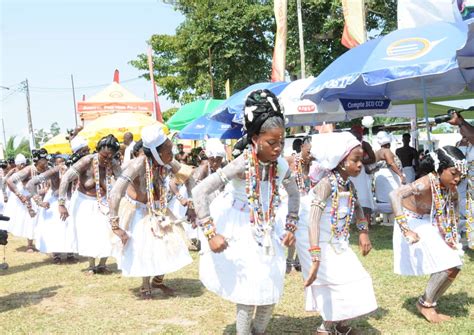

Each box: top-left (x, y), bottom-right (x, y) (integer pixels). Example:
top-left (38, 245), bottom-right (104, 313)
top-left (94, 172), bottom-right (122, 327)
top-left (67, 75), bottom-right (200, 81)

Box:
top-left (437, 313), bottom-right (452, 322)
top-left (416, 302), bottom-right (442, 323)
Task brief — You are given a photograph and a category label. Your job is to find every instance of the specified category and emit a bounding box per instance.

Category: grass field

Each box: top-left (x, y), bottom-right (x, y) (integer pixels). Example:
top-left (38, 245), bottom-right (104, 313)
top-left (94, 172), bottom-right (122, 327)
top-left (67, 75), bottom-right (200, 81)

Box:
top-left (0, 225), bottom-right (473, 334)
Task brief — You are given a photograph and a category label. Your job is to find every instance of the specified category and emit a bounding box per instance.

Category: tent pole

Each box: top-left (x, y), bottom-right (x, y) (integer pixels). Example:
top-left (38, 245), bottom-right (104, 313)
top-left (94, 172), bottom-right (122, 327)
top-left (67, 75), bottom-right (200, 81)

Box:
top-left (421, 78), bottom-right (432, 151)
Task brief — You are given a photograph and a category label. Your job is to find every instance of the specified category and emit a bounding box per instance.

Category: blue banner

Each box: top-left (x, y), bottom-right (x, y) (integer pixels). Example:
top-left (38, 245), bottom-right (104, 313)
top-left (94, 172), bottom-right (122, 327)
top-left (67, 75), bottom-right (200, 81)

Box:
top-left (339, 99), bottom-right (391, 111)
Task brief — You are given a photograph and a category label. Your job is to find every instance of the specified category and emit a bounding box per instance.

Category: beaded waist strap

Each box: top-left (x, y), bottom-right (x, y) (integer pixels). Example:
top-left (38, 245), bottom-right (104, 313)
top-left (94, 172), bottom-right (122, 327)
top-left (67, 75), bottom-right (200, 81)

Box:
top-left (403, 208), bottom-right (427, 219)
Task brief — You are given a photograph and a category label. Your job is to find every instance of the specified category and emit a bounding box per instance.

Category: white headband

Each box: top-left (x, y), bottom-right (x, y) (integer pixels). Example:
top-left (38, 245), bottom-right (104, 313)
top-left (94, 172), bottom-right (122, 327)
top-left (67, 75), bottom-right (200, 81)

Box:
top-left (141, 124), bottom-right (168, 166)
top-left (15, 153), bottom-right (26, 165)
top-left (70, 136), bottom-right (88, 153)
top-left (205, 139), bottom-right (226, 158)
top-left (435, 147), bottom-right (467, 176)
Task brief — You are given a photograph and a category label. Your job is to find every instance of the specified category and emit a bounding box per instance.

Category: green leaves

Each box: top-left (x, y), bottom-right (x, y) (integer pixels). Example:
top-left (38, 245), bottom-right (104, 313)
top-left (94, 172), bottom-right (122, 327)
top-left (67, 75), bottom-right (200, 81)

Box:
top-left (131, 0), bottom-right (397, 104)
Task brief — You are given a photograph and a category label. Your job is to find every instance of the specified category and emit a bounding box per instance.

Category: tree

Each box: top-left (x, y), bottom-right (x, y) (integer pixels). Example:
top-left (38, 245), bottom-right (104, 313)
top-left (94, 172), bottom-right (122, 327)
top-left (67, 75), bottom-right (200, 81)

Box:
top-left (131, 0), bottom-right (274, 104)
top-left (4, 136), bottom-right (31, 159)
top-left (132, 1), bottom-right (397, 103)
top-left (34, 128), bottom-right (51, 148)
top-left (50, 122), bottom-right (61, 137)
top-left (162, 107), bottom-right (179, 123)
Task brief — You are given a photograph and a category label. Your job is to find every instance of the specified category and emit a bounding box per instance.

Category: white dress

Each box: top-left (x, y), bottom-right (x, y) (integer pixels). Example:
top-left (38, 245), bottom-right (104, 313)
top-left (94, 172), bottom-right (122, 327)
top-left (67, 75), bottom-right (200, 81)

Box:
top-left (68, 191), bottom-right (114, 258)
top-left (35, 189), bottom-right (78, 253)
top-left (350, 168), bottom-right (375, 211)
top-left (374, 161), bottom-right (401, 212)
top-left (116, 195), bottom-right (192, 277)
top-left (199, 158), bottom-right (289, 305)
top-left (4, 183), bottom-right (38, 239)
top-left (296, 192), bottom-right (378, 322)
top-left (393, 209), bottom-right (463, 276)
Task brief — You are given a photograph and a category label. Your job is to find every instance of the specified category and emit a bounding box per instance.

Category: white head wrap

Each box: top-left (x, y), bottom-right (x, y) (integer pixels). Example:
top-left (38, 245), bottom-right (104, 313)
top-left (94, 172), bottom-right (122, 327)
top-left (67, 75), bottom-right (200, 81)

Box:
top-left (70, 136), bottom-right (88, 153)
top-left (309, 132), bottom-right (361, 182)
top-left (376, 131), bottom-right (391, 146)
top-left (141, 124), bottom-right (168, 166)
top-left (15, 153), bottom-right (27, 165)
top-left (205, 139), bottom-right (226, 158)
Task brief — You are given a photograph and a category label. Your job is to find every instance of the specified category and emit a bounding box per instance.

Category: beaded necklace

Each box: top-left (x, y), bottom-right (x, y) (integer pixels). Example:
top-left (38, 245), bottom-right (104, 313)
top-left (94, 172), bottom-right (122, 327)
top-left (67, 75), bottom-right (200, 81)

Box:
top-left (244, 146), bottom-right (280, 238)
top-left (294, 154), bottom-right (310, 195)
top-left (329, 171), bottom-right (356, 243)
top-left (429, 173), bottom-right (458, 249)
top-left (144, 158), bottom-right (167, 218)
top-left (92, 153), bottom-right (112, 215)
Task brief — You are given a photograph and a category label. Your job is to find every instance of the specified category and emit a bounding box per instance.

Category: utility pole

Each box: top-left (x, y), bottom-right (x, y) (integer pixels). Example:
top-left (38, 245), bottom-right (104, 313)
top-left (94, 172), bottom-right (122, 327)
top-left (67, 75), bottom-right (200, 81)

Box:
top-left (24, 79), bottom-right (35, 149)
top-left (297, 0), bottom-right (306, 79)
top-left (0, 86), bottom-right (9, 150)
top-left (71, 74), bottom-right (78, 126)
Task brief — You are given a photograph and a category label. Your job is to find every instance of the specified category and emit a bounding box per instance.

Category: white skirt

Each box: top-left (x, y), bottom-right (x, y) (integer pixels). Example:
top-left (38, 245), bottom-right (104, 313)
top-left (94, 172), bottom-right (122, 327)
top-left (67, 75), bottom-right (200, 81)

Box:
top-left (4, 188), bottom-right (37, 239)
top-left (393, 212), bottom-right (463, 276)
top-left (199, 192), bottom-right (286, 305)
top-left (117, 196), bottom-right (192, 277)
top-left (69, 191), bottom-right (114, 258)
top-left (295, 197), bottom-right (377, 321)
top-left (35, 190), bottom-right (77, 254)
top-left (374, 167), bottom-right (400, 204)
top-left (350, 169), bottom-right (375, 210)
top-left (403, 166), bottom-right (416, 183)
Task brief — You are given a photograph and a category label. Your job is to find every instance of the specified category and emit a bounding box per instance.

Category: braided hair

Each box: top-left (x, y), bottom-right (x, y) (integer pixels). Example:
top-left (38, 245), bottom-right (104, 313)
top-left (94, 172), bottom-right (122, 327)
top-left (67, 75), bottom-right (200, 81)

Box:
top-left (419, 145), bottom-right (467, 176)
top-left (96, 134), bottom-right (120, 153)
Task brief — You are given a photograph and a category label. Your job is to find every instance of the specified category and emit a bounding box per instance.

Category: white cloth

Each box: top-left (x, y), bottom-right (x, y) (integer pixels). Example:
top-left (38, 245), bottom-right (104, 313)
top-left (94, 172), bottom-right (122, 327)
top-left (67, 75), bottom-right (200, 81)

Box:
top-left (376, 131), bottom-right (391, 146)
top-left (393, 211), bottom-right (463, 276)
top-left (199, 157), bottom-right (289, 305)
top-left (123, 141), bottom-right (136, 164)
top-left (402, 166), bottom-right (416, 183)
top-left (69, 191), bottom-right (114, 258)
top-left (374, 165), bottom-right (401, 206)
top-left (14, 154), bottom-right (26, 166)
top-left (70, 136), bottom-right (88, 153)
top-left (350, 168), bottom-right (375, 210)
top-left (398, 0), bottom-right (463, 29)
top-left (35, 190), bottom-right (77, 253)
top-left (168, 185), bottom-right (197, 240)
top-left (116, 196), bottom-right (192, 277)
top-left (4, 185), bottom-right (38, 239)
top-left (141, 124), bottom-right (167, 166)
top-left (205, 139), bottom-right (226, 158)
top-left (295, 193), bottom-right (377, 321)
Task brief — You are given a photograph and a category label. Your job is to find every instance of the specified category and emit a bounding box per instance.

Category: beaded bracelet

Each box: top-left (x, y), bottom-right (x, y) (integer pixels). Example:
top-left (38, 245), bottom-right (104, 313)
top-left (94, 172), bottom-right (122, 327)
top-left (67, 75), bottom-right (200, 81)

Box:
top-left (311, 199), bottom-right (326, 210)
top-left (394, 214), bottom-right (410, 234)
top-left (308, 246), bottom-right (321, 262)
top-left (356, 219), bottom-right (369, 232)
top-left (200, 217), bottom-right (217, 240)
top-left (109, 216), bottom-right (120, 231)
top-left (176, 193), bottom-right (184, 201)
top-left (58, 198), bottom-right (67, 206)
top-left (285, 214), bottom-right (299, 233)
top-left (216, 168), bottom-right (229, 184)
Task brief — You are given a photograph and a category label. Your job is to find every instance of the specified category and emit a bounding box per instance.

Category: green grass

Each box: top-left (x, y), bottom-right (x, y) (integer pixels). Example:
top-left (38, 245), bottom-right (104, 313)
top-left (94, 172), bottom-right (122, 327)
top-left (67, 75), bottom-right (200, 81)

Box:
top-left (0, 226), bottom-right (473, 334)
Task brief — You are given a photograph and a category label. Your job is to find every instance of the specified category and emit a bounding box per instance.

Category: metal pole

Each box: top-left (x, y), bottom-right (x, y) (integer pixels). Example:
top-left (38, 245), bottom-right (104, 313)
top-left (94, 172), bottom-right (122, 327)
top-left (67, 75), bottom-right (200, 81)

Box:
top-left (24, 79), bottom-right (36, 149)
top-left (296, 0), bottom-right (305, 79)
top-left (1, 118), bottom-right (6, 150)
top-left (421, 78), bottom-right (431, 150)
top-left (71, 74), bottom-right (78, 126)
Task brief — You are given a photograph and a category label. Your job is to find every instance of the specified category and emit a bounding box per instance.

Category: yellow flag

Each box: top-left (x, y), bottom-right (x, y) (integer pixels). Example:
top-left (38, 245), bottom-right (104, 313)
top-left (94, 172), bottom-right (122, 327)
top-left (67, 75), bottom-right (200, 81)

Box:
top-left (225, 79), bottom-right (231, 99)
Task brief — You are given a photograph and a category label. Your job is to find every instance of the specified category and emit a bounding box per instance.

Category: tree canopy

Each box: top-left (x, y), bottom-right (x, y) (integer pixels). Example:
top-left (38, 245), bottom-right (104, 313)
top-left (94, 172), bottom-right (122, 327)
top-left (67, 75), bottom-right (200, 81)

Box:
top-left (131, 0), bottom-right (397, 104)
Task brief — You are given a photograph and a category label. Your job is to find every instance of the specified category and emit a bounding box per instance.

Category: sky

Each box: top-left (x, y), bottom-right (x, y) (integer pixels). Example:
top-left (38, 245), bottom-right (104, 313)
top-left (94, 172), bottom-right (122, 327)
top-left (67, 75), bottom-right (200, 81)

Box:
top-left (0, 0), bottom-right (184, 145)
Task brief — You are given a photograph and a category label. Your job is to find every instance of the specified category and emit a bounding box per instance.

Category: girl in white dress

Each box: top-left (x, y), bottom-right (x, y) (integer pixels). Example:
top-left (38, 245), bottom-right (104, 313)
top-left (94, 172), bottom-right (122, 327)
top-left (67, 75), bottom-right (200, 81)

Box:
top-left (389, 146), bottom-right (466, 323)
top-left (192, 90), bottom-right (300, 335)
top-left (303, 132), bottom-right (377, 335)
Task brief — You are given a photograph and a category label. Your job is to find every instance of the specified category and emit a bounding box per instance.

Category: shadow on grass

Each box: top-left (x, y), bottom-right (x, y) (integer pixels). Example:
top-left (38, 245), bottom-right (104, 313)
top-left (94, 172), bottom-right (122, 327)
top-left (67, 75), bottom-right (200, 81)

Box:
top-left (349, 225), bottom-right (394, 251)
top-left (403, 291), bottom-right (474, 319)
top-left (223, 310), bottom-right (385, 334)
top-left (0, 285), bottom-right (62, 313)
top-left (129, 278), bottom-right (205, 300)
top-left (0, 258), bottom-right (52, 276)
top-left (465, 248), bottom-right (474, 262)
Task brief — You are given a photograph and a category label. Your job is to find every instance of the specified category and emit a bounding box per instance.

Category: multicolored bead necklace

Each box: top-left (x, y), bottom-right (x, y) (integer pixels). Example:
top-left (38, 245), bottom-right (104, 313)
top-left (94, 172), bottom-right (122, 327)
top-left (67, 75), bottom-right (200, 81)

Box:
top-left (429, 173), bottom-right (458, 249)
top-left (92, 153), bottom-right (112, 215)
top-left (294, 153), bottom-right (310, 195)
top-left (144, 158), bottom-right (167, 218)
top-left (329, 171), bottom-right (355, 243)
top-left (244, 146), bottom-right (280, 240)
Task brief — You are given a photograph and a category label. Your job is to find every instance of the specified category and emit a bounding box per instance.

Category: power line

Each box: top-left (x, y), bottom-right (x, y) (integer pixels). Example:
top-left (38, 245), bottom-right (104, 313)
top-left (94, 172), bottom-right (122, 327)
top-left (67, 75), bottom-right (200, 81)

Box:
top-left (28, 76), bottom-right (142, 91)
